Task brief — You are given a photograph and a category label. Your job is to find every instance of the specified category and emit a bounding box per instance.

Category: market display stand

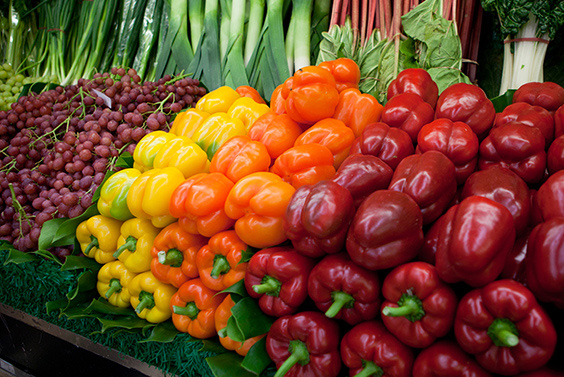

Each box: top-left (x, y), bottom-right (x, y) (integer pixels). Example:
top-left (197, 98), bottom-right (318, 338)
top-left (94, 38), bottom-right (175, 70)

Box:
top-left (0, 304), bottom-right (164, 377)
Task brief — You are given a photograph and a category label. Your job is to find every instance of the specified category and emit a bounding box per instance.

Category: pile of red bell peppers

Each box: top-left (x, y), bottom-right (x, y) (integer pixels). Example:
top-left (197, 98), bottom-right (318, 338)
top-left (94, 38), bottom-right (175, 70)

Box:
top-left (243, 67), bottom-right (564, 377)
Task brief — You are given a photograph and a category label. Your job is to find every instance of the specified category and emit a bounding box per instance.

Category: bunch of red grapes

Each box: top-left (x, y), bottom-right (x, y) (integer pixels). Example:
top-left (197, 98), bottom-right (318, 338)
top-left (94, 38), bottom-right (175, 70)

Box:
top-left (0, 67), bottom-right (206, 259)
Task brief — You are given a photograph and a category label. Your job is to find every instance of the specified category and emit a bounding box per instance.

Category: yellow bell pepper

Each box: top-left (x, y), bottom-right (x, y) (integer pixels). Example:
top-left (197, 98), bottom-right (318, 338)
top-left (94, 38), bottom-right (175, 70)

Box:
top-left (96, 260), bottom-right (137, 308)
top-left (195, 86), bottom-right (241, 114)
top-left (113, 218), bottom-right (160, 273)
top-left (227, 97), bottom-right (270, 131)
top-left (133, 131), bottom-right (177, 172)
top-left (97, 168), bottom-right (141, 221)
top-left (128, 271), bottom-right (177, 323)
top-left (169, 108), bottom-right (210, 138)
top-left (191, 113), bottom-right (247, 160)
top-left (152, 135), bottom-right (210, 179)
top-left (76, 215), bottom-right (123, 264)
top-left (127, 167), bottom-right (185, 228)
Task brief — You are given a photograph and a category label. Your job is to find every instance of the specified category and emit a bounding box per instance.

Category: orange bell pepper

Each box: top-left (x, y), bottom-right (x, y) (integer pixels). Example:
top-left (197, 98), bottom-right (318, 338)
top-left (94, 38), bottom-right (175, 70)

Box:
top-left (236, 85), bottom-right (266, 104)
top-left (196, 230), bottom-right (249, 291)
top-left (169, 172), bottom-right (235, 237)
top-left (150, 222), bottom-right (209, 288)
top-left (333, 88), bottom-right (384, 137)
top-left (247, 112), bottom-right (303, 160)
top-left (210, 135), bottom-right (271, 183)
top-left (170, 278), bottom-right (226, 338)
top-left (215, 294), bottom-right (265, 356)
top-left (318, 58), bottom-right (361, 92)
top-left (270, 80), bottom-right (291, 115)
top-left (270, 144), bottom-right (336, 188)
top-left (224, 172), bottom-right (295, 248)
top-left (294, 118), bottom-right (356, 169)
top-left (280, 66), bottom-right (340, 125)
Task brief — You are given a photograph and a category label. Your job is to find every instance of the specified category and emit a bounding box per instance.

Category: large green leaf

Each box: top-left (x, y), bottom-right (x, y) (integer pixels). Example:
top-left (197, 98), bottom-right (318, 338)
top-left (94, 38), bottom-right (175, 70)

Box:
top-left (138, 321), bottom-right (180, 343)
top-left (206, 352), bottom-right (256, 377)
top-left (241, 337), bottom-right (271, 375)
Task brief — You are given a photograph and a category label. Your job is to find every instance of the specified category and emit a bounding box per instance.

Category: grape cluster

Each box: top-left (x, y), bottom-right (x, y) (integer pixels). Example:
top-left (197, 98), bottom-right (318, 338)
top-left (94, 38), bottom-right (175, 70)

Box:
top-left (0, 63), bottom-right (57, 111)
top-left (0, 67), bottom-right (206, 259)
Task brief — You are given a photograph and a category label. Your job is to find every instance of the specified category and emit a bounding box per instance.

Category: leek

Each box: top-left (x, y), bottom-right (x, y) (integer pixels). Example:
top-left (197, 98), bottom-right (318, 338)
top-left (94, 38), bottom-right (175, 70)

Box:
top-left (244, 0), bottom-right (265, 65)
top-left (223, 0), bottom-right (249, 88)
top-left (219, 0), bottom-right (231, 59)
top-left (189, 0), bottom-right (204, 53)
top-left (291, 0), bottom-right (314, 70)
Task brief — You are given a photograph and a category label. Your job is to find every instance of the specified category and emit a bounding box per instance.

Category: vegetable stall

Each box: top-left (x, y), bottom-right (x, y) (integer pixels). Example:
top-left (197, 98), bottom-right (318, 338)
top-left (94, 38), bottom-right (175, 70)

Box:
top-left (1, 0), bottom-right (564, 376)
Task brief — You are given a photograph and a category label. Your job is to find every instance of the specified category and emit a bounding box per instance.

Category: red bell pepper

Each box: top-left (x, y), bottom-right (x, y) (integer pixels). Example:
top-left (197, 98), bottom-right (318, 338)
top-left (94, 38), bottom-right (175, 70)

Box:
top-left (349, 122), bottom-right (414, 170)
top-left (513, 82), bottom-right (564, 113)
top-left (494, 102), bottom-right (555, 148)
top-left (555, 105), bottom-right (564, 138)
top-left (346, 190), bottom-right (424, 270)
top-left (500, 229), bottom-right (530, 284)
top-left (387, 68), bottom-right (439, 108)
top-left (340, 320), bottom-right (414, 377)
top-left (534, 170), bottom-right (564, 222)
top-left (412, 340), bottom-right (492, 377)
top-left (381, 262), bottom-right (457, 348)
top-left (418, 212), bottom-right (446, 265)
top-left (479, 121), bottom-right (547, 185)
top-left (434, 195), bottom-right (515, 287)
top-left (416, 118), bottom-right (480, 185)
top-left (245, 247), bottom-right (316, 317)
top-left (389, 151), bottom-right (457, 225)
top-left (284, 180), bottom-right (355, 258)
top-left (516, 368), bottom-right (564, 377)
top-left (434, 83), bottom-right (496, 139)
top-left (266, 311), bottom-right (341, 377)
top-left (331, 154), bottom-right (394, 208)
top-left (525, 217), bottom-right (564, 309)
top-left (307, 253), bottom-right (380, 325)
top-left (548, 135), bottom-right (564, 175)
top-left (461, 166), bottom-right (531, 233)
top-left (454, 279), bottom-right (557, 375)
top-left (380, 92), bottom-right (435, 143)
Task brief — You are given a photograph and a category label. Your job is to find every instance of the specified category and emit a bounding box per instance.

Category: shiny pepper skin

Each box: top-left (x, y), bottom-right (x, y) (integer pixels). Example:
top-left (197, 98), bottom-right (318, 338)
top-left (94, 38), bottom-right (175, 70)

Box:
top-left (380, 92), bottom-right (435, 143)
top-left (412, 341), bottom-right (492, 377)
top-left (387, 68), bottom-right (439, 108)
top-left (513, 82), bottom-right (564, 113)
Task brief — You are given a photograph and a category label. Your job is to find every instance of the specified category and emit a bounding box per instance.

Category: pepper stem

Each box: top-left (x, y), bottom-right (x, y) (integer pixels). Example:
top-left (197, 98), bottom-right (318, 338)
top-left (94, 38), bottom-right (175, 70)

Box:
top-left (84, 235), bottom-right (99, 257)
top-left (113, 235), bottom-right (137, 258)
top-left (273, 340), bottom-right (310, 377)
top-left (173, 302), bottom-right (200, 320)
top-left (158, 248), bottom-right (184, 267)
top-left (353, 360), bottom-right (384, 377)
top-left (487, 318), bottom-right (520, 347)
top-left (382, 292), bottom-right (425, 322)
top-left (325, 291), bottom-right (355, 318)
top-left (105, 278), bottom-right (122, 299)
top-left (210, 254), bottom-right (230, 278)
top-left (135, 291), bottom-right (155, 314)
top-left (252, 275), bottom-right (282, 296)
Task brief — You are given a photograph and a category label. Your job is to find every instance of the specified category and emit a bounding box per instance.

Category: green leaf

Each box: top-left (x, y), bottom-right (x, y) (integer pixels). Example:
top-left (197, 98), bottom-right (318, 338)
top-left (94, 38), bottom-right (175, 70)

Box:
top-left (206, 352), bottom-right (256, 377)
top-left (38, 218), bottom-right (67, 250)
top-left (490, 89), bottom-right (517, 112)
top-left (97, 316), bottom-right (155, 333)
top-left (3, 248), bottom-right (39, 265)
top-left (86, 298), bottom-right (138, 317)
top-left (219, 280), bottom-right (248, 298)
top-left (228, 297), bottom-right (273, 341)
top-left (61, 255), bottom-right (102, 271)
top-left (238, 247), bottom-right (257, 265)
top-left (200, 339), bottom-right (228, 354)
top-left (138, 321), bottom-right (180, 343)
top-left (241, 337), bottom-right (271, 375)
top-left (18, 82), bottom-right (59, 99)
top-left (115, 151), bottom-right (134, 169)
top-left (226, 315), bottom-right (246, 342)
top-left (51, 204), bottom-right (100, 247)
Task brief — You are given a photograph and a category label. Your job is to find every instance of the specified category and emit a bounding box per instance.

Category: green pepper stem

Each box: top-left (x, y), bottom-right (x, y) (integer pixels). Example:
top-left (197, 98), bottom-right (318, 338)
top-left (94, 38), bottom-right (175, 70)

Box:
top-left (353, 361), bottom-right (384, 377)
top-left (113, 235), bottom-right (138, 258)
top-left (158, 248), bottom-right (184, 267)
top-left (325, 291), bottom-right (355, 318)
top-left (382, 292), bottom-right (425, 322)
top-left (210, 254), bottom-right (230, 278)
top-left (273, 340), bottom-right (310, 377)
top-left (252, 275), bottom-right (282, 296)
top-left (173, 302), bottom-right (200, 320)
top-left (105, 278), bottom-right (122, 299)
top-left (488, 318), bottom-right (520, 347)
top-left (84, 235), bottom-right (99, 257)
top-left (135, 291), bottom-right (155, 314)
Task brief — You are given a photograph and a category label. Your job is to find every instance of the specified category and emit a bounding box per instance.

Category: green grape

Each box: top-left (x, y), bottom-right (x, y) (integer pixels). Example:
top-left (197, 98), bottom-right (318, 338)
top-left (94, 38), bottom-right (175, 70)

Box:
top-left (6, 77), bottom-right (15, 86)
top-left (0, 70), bottom-right (7, 80)
top-left (14, 74), bottom-right (24, 83)
top-left (11, 86), bottom-right (20, 94)
top-left (2, 63), bottom-right (12, 71)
